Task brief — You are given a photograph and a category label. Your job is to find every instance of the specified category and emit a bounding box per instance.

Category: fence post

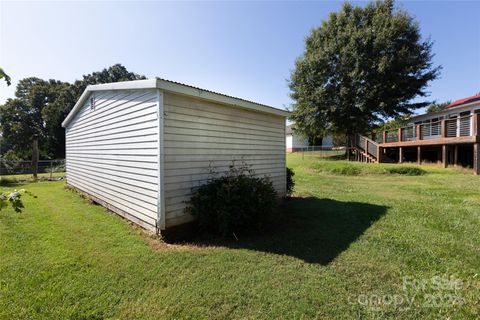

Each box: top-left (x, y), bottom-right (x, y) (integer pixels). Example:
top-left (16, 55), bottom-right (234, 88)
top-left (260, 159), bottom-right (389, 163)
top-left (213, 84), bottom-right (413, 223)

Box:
top-left (50, 160), bottom-right (53, 180)
top-left (32, 136), bottom-right (39, 180)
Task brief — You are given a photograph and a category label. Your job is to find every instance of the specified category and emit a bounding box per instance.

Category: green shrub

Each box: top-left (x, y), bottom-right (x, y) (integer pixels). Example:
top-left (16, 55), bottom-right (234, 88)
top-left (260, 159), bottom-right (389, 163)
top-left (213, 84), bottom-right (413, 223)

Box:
top-left (286, 167), bottom-right (295, 196)
top-left (314, 160), bottom-right (428, 176)
top-left (329, 164), bottom-right (362, 175)
top-left (0, 176), bottom-right (17, 186)
top-left (186, 164), bottom-right (277, 236)
top-left (386, 166), bottom-right (426, 176)
top-left (0, 150), bottom-right (22, 175)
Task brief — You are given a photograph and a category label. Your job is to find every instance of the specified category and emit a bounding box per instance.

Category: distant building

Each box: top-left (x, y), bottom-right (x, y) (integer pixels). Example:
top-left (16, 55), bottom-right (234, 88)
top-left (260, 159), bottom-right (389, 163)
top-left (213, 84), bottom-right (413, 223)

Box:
top-left (286, 124), bottom-right (333, 152)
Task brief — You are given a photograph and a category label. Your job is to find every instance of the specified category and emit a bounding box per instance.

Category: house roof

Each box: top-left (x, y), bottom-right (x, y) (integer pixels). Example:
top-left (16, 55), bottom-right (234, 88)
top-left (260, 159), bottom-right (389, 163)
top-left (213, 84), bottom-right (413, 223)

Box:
top-left (62, 79), bottom-right (290, 127)
top-left (447, 93), bottom-right (480, 109)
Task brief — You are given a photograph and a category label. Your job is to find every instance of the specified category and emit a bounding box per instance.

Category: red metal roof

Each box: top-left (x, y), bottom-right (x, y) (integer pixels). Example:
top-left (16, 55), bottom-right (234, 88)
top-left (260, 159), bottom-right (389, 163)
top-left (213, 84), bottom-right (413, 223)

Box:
top-left (447, 93), bottom-right (480, 108)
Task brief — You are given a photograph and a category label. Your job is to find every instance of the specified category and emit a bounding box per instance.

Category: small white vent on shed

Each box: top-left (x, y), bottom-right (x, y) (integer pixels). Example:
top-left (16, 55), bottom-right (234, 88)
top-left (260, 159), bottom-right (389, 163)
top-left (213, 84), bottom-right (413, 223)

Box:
top-left (90, 95), bottom-right (96, 111)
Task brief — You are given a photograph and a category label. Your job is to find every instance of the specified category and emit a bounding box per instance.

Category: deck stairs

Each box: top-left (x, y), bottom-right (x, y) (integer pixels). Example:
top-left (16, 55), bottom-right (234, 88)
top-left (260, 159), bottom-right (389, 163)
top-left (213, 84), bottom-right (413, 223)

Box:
top-left (352, 134), bottom-right (379, 163)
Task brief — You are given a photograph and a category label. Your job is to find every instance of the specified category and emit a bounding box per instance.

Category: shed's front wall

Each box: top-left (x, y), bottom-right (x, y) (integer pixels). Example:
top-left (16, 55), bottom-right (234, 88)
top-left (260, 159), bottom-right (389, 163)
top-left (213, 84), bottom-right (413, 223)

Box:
top-left (163, 92), bottom-right (286, 228)
top-left (65, 89), bottom-right (160, 231)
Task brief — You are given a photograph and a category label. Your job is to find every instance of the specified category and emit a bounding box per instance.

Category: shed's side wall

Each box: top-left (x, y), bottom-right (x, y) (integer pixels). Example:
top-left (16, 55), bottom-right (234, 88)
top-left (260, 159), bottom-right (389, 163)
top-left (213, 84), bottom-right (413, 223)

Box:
top-left (65, 89), bottom-right (160, 230)
top-left (163, 92), bottom-right (286, 228)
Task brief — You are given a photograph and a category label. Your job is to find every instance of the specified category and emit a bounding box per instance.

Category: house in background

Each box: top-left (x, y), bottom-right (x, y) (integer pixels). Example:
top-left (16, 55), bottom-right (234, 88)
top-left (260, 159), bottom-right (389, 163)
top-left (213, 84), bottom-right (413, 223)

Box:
top-left (62, 79), bottom-right (289, 233)
top-left (352, 93), bottom-right (480, 174)
top-left (286, 124), bottom-right (333, 152)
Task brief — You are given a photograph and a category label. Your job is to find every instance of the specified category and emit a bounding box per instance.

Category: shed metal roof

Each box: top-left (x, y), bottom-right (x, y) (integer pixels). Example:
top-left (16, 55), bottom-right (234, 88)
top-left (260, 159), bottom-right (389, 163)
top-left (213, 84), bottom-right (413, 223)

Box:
top-left (62, 79), bottom-right (290, 127)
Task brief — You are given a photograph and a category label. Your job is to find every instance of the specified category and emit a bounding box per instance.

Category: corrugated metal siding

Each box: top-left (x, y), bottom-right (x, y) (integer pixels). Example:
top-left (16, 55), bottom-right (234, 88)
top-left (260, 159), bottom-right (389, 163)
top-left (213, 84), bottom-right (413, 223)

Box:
top-left (65, 89), bottom-right (159, 229)
top-left (163, 92), bottom-right (286, 228)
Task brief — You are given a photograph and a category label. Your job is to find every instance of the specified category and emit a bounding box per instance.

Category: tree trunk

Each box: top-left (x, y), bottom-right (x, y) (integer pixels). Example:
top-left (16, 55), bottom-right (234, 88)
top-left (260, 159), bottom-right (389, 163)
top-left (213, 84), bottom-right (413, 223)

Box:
top-left (309, 136), bottom-right (323, 146)
top-left (345, 133), bottom-right (352, 160)
top-left (318, 136), bottom-right (323, 147)
top-left (345, 130), bottom-right (357, 161)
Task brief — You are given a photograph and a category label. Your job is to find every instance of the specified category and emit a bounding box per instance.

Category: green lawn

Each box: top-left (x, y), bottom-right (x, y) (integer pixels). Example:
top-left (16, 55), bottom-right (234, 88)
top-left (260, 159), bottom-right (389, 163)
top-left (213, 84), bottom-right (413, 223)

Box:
top-left (1, 154), bottom-right (479, 319)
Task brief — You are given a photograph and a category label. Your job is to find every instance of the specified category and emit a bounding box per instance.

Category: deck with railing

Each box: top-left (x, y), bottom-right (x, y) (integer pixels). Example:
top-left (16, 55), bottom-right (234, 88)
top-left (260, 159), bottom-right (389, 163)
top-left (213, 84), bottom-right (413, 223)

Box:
top-left (374, 114), bottom-right (480, 147)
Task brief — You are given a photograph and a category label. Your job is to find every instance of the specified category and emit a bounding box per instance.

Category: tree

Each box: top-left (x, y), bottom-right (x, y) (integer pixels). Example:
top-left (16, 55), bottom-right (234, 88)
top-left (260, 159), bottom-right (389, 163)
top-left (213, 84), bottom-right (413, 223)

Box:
top-left (0, 98), bottom-right (41, 159)
top-left (71, 63), bottom-right (146, 98)
top-left (0, 68), bottom-right (11, 86)
top-left (0, 64), bottom-right (145, 159)
top-left (374, 115), bottom-right (411, 132)
top-left (426, 101), bottom-right (450, 113)
top-left (289, 0), bottom-right (440, 149)
top-left (0, 77), bottom-right (66, 158)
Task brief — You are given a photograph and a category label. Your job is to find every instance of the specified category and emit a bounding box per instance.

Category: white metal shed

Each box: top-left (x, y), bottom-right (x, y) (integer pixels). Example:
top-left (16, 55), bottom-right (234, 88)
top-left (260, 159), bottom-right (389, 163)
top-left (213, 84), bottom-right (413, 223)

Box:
top-left (62, 79), bottom-right (289, 233)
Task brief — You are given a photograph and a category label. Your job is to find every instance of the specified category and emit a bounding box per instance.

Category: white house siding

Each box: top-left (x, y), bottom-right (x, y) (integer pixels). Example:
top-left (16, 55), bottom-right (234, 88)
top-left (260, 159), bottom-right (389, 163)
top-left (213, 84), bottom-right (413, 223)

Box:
top-left (163, 92), bottom-right (286, 228)
top-left (286, 134), bottom-right (333, 152)
top-left (323, 135), bottom-right (333, 147)
top-left (286, 134), bottom-right (310, 152)
top-left (286, 135), bottom-right (293, 151)
top-left (65, 89), bottom-right (160, 230)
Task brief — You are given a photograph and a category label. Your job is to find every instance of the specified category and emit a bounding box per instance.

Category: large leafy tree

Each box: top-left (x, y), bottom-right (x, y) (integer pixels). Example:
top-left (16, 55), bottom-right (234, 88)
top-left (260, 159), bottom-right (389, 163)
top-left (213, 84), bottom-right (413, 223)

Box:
top-left (289, 0), bottom-right (440, 146)
top-left (71, 63), bottom-right (146, 98)
top-left (0, 78), bottom-right (52, 158)
top-left (426, 101), bottom-right (450, 113)
top-left (0, 68), bottom-right (11, 86)
top-left (0, 64), bottom-right (145, 159)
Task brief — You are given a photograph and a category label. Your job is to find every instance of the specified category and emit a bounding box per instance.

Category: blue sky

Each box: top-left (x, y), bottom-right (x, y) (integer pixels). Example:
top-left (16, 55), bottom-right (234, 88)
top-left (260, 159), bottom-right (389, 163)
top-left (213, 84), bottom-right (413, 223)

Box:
top-left (1, 1), bottom-right (479, 114)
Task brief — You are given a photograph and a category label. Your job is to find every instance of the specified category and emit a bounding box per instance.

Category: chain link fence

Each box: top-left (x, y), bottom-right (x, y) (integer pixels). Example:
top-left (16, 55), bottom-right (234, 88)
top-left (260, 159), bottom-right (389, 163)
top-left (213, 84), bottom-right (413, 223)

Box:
top-left (0, 159), bottom-right (66, 180)
top-left (289, 146), bottom-right (346, 158)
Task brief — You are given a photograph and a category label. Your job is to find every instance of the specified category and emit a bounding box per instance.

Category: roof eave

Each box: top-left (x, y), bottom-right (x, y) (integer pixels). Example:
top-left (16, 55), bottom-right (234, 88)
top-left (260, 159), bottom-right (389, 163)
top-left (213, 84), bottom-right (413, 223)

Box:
top-left (410, 99), bottom-right (480, 121)
top-left (62, 79), bottom-right (289, 128)
top-left (155, 79), bottom-right (290, 117)
top-left (61, 79), bottom-right (157, 127)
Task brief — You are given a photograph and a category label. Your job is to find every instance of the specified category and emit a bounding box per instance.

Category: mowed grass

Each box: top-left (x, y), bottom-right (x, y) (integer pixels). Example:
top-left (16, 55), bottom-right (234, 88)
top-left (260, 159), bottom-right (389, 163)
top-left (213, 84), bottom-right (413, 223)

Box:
top-left (1, 154), bottom-right (479, 319)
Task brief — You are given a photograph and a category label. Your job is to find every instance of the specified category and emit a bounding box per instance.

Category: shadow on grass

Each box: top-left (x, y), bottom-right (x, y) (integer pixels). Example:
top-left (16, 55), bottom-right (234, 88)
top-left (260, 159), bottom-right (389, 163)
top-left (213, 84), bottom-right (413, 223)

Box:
top-left (166, 197), bottom-right (388, 265)
top-left (323, 154), bottom-right (347, 161)
top-left (0, 177), bottom-right (22, 187)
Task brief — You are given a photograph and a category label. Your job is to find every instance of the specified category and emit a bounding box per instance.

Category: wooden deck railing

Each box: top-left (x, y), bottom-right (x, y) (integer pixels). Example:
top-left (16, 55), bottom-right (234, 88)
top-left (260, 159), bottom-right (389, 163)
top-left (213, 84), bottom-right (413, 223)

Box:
top-left (373, 114), bottom-right (479, 144)
top-left (355, 134), bottom-right (378, 159)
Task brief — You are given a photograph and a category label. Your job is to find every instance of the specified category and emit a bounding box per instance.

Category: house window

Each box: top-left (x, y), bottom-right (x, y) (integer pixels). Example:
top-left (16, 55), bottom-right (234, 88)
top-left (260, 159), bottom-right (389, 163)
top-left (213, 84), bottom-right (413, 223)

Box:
top-left (460, 111), bottom-right (471, 116)
top-left (474, 109), bottom-right (480, 114)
